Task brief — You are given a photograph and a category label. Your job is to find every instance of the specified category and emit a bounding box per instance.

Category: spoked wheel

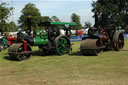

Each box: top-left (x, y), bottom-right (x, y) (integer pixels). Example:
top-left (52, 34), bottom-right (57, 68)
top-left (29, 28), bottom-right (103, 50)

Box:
top-left (80, 39), bottom-right (103, 56)
top-left (8, 43), bottom-right (32, 61)
top-left (113, 32), bottom-right (124, 51)
top-left (54, 35), bottom-right (71, 55)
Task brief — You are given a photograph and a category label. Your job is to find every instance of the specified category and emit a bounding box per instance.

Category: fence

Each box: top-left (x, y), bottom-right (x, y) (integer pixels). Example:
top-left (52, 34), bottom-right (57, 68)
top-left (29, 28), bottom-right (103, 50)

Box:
top-left (71, 34), bottom-right (128, 42)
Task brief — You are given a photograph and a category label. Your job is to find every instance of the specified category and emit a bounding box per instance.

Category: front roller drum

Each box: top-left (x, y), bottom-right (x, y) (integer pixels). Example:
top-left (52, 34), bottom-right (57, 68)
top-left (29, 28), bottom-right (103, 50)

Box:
top-left (54, 35), bottom-right (71, 55)
top-left (80, 39), bottom-right (102, 56)
top-left (8, 43), bottom-right (32, 61)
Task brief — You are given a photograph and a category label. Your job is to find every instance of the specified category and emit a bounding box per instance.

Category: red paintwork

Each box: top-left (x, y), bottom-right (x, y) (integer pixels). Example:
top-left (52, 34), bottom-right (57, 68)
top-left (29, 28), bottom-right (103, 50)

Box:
top-left (22, 40), bottom-right (27, 51)
top-left (100, 35), bottom-right (109, 40)
top-left (7, 37), bottom-right (16, 45)
top-left (76, 30), bottom-right (83, 36)
top-left (99, 29), bottom-right (109, 41)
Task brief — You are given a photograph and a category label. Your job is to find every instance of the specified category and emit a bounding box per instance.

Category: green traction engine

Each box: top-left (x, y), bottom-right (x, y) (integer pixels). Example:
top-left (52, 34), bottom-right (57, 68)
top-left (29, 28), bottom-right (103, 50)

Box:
top-left (8, 17), bottom-right (76, 61)
top-left (0, 37), bottom-right (8, 51)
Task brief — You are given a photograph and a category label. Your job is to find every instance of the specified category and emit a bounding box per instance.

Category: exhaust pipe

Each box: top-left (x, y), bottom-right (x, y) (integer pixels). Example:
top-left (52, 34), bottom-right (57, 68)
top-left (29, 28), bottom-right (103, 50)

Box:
top-left (27, 15), bottom-right (32, 36)
top-left (94, 11), bottom-right (99, 28)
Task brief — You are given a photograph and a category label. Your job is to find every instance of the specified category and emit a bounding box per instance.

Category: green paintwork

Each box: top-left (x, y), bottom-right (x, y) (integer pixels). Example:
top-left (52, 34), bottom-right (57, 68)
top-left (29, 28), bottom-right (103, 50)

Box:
top-left (40, 22), bottom-right (77, 26)
top-left (50, 22), bottom-right (77, 25)
top-left (0, 37), bottom-right (8, 47)
top-left (34, 38), bottom-right (48, 46)
top-left (57, 37), bottom-right (70, 54)
top-left (34, 29), bottom-right (48, 46)
top-left (35, 29), bottom-right (40, 36)
top-left (40, 32), bottom-right (48, 39)
top-left (17, 46), bottom-right (24, 60)
top-left (116, 26), bottom-right (122, 32)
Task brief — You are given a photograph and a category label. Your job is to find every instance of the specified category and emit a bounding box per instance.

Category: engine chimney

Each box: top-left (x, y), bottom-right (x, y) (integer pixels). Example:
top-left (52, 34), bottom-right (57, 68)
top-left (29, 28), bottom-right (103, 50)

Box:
top-left (94, 11), bottom-right (99, 28)
top-left (27, 15), bottom-right (32, 36)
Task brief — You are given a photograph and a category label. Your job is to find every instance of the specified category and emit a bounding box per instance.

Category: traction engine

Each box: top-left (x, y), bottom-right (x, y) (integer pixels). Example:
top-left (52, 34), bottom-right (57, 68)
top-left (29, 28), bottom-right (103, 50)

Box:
top-left (80, 12), bottom-right (124, 55)
top-left (8, 16), bottom-right (76, 61)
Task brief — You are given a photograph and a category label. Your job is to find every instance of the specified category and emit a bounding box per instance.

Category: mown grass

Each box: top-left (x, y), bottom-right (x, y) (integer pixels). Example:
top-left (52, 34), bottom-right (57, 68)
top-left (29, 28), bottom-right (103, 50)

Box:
top-left (0, 40), bottom-right (128, 85)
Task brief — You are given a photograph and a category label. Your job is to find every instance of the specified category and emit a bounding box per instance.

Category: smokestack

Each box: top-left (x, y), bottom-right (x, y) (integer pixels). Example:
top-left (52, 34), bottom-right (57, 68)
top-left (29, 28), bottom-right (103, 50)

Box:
top-left (94, 11), bottom-right (99, 28)
top-left (27, 15), bottom-right (32, 36)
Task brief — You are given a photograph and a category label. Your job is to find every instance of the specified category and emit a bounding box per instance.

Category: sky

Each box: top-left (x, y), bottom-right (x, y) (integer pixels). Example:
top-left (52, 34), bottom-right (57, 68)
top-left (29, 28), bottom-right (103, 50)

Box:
top-left (4, 0), bottom-right (96, 26)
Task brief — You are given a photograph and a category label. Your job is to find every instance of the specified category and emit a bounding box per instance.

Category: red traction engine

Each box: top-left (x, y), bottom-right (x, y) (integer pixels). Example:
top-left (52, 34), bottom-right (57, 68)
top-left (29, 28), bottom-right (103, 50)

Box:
top-left (80, 12), bottom-right (124, 55)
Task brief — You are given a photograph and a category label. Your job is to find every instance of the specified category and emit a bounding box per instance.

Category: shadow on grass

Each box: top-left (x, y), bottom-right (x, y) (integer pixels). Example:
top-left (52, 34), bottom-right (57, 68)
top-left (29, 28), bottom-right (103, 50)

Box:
top-left (4, 56), bottom-right (18, 61)
top-left (32, 50), bottom-right (43, 56)
top-left (32, 50), bottom-right (57, 57)
top-left (69, 51), bottom-right (102, 56)
top-left (69, 51), bottom-right (83, 56)
top-left (3, 50), bottom-right (44, 61)
top-left (3, 50), bottom-right (58, 61)
top-left (122, 49), bottom-right (128, 51)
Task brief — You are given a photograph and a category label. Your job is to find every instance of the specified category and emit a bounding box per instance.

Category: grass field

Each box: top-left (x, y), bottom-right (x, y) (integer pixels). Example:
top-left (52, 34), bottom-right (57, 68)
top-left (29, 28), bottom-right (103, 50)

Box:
top-left (0, 40), bottom-right (128, 85)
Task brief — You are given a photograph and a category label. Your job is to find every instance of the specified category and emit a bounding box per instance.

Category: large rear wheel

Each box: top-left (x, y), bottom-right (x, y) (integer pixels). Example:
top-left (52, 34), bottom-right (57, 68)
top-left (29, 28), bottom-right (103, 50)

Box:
top-left (54, 35), bottom-right (71, 55)
top-left (113, 32), bottom-right (124, 51)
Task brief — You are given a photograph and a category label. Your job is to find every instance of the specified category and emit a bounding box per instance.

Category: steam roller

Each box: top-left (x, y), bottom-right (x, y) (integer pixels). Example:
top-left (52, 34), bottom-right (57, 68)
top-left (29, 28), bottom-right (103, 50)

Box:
top-left (80, 39), bottom-right (103, 56)
top-left (80, 11), bottom-right (124, 56)
top-left (8, 43), bottom-right (32, 60)
top-left (8, 15), bottom-right (76, 61)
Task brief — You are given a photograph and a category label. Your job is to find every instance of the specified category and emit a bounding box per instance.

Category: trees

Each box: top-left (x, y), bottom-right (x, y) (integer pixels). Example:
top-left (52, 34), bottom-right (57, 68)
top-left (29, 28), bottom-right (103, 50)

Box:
top-left (38, 16), bottom-right (52, 30)
top-left (51, 16), bottom-right (60, 22)
top-left (84, 21), bottom-right (92, 28)
top-left (39, 16), bottom-right (52, 22)
top-left (18, 3), bottom-right (62, 31)
top-left (18, 3), bottom-right (41, 31)
top-left (0, 2), bottom-right (13, 34)
top-left (92, 0), bottom-right (128, 30)
top-left (71, 13), bottom-right (82, 30)
top-left (9, 21), bottom-right (17, 32)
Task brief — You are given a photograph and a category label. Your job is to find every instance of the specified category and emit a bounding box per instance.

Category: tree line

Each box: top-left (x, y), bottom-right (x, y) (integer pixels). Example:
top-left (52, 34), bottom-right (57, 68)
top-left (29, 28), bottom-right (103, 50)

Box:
top-left (0, 0), bottom-right (128, 34)
top-left (0, 2), bottom-right (83, 34)
top-left (92, 0), bottom-right (128, 32)
top-left (0, 2), bottom-right (17, 34)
